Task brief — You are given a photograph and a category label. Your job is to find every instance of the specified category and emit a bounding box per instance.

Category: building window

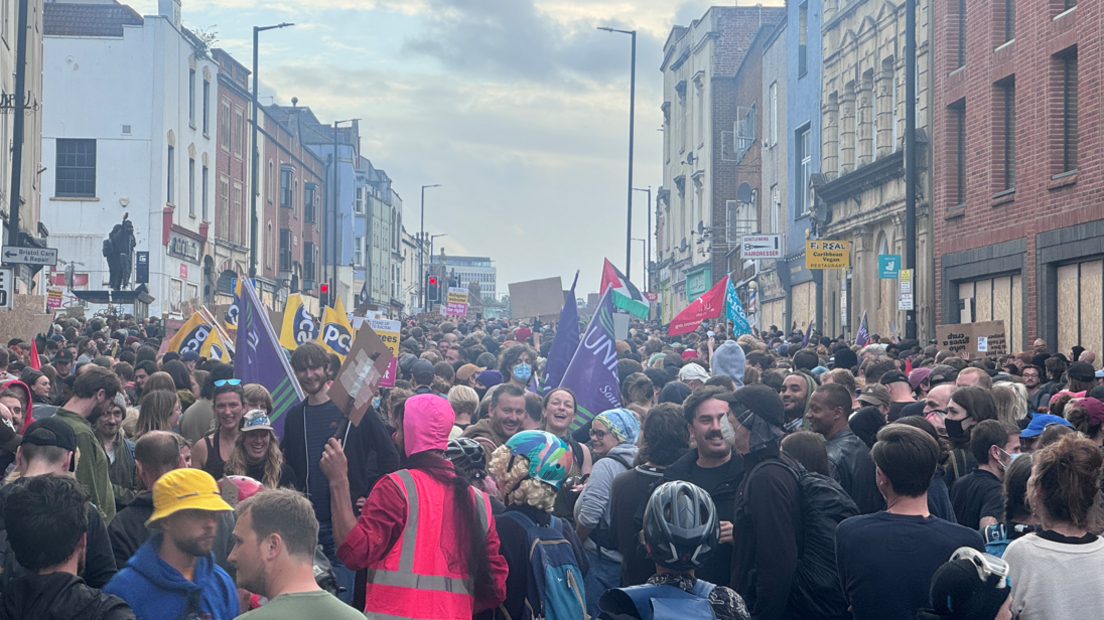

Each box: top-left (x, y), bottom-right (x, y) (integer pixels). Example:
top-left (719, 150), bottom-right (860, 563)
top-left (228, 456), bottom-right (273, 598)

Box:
top-left (266, 224), bottom-right (273, 269)
top-left (188, 157), bottom-right (196, 217)
top-left (1059, 49), bottom-right (1078, 173)
top-left (999, 78), bottom-right (1015, 191)
top-left (769, 82), bottom-right (778, 146)
top-left (220, 100), bottom-right (231, 152)
top-left (167, 145), bottom-right (175, 205)
top-left (202, 78), bottom-right (210, 135)
top-left (950, 99), bottom-right (966, 205)
top-left (355, 186), bottom-right (365, 214)
top-left (304, 242), bottom-right (316, 285)
top-left (695, 81), bottom-right (704, 146)
top-left (233, 182), bottom-right (244, 245)
top-left (233, 109), bottom-right (244, 159)
top-left (55, 138), bottom-right (96, 198)
top-left (796, 126), bottom-right (811, 215)
top-left (280, 166), bottom-right (293, 209)
top-left (957, 0), bottom-right (967, 68)
top-left (219, 175), bottom-right (229, 239)
top-left (1004, 0), bottom-right (1015, 43)
top-left (770, 184), bottom-right (780, 233)
top-left (304, 183), bottom-right (317, 223)
top-left (279, 228), bottom-right (292, 271)
top-left (201, 165), bottom-right (208, 221)
top-left (188, 68), bottom-right (196, 127)
top-left (355, 236), bottom-right (364, 267)
top-left (798, 2), bottom-right (808, 77)
top-left (267, 161), bottom-right (274, 203)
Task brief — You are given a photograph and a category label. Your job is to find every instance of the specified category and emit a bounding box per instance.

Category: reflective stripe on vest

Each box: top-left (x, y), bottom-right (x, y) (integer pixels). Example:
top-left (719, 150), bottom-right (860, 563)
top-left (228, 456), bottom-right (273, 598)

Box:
top-left (364, 468), bottom-right (492, 618)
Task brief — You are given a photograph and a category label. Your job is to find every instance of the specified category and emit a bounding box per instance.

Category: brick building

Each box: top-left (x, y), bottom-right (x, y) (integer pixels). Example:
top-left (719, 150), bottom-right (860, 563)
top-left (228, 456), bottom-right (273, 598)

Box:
top-left (656, 5), bottom-right (784, 323)
top-left (933, 0), bottom-right (1102, 356)
top-left (257, 103), bottom-right (325, 312)
top-left (209, 48), bottom-right (249, 306)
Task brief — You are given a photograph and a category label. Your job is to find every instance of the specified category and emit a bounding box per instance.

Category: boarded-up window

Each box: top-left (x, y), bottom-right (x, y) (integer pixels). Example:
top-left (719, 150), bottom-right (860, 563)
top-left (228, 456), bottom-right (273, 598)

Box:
top-left (958, 274), bottom-right (1024, 353)
top-left (1057, 261), bottom-right (1102, 361)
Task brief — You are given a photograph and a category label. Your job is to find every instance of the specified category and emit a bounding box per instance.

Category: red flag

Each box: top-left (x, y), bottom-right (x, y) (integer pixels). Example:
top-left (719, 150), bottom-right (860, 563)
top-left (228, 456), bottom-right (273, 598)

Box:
top-left (905, 357), bottom-right (913, 375)
top-left (668, 277), bottom-right (728, 336)
top-left (28, 340), bottom-right (40, 370)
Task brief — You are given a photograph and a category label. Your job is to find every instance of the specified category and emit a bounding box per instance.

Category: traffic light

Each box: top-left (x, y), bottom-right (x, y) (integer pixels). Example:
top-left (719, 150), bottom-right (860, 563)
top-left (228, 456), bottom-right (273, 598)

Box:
top-left (319, 283), bottom-right (329, 307)
top-left (427, 275), bottom-right (440, 303)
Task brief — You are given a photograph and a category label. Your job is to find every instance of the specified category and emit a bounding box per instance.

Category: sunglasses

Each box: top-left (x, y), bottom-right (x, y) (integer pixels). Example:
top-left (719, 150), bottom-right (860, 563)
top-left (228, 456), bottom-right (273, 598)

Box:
top-left (214, 378), bottom-right (242, 387)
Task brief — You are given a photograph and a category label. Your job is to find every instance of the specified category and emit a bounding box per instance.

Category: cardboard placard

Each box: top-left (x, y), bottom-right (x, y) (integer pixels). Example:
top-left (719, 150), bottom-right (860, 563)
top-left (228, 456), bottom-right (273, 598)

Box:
top-left (329, 324), bottom-right (394, 429)
top-left (509, 277), bottom-right (564, 320)
top-left (0, 295), bottom-right (53, 347)
top-left (934, 320), bottom-right (1007, 359)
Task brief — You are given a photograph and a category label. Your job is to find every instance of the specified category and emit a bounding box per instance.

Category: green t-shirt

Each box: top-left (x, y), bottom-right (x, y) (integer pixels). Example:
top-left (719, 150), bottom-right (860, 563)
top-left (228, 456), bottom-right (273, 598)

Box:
top-left (238, 591), bottom-right (363, 619)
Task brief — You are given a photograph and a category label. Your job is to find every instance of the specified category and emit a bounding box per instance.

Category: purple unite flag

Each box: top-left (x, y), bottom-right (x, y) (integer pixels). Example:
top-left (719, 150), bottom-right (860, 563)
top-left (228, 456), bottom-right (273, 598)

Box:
top-left (559, 289), bottom-right (622, 430)
top-left (541, 271), bottom-right (580, 392)
top-left (234, 279), bottom-right (304, 439)
top-left (855, 310), bottom-right (870, 347)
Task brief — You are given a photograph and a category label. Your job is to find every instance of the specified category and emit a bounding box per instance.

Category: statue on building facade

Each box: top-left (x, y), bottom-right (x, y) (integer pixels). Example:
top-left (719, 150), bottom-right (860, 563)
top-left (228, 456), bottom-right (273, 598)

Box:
top-left (105, 214), bottom-right (136, 291)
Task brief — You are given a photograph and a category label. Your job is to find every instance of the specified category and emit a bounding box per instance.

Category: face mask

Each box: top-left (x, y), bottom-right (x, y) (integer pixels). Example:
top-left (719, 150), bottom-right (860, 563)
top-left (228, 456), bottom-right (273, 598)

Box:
top-left (945, 417), bottom-right (966, 440)
top-left (372, 396), bottom-right (381, 410)
top-left (513, 363), bottom-right (532, 383)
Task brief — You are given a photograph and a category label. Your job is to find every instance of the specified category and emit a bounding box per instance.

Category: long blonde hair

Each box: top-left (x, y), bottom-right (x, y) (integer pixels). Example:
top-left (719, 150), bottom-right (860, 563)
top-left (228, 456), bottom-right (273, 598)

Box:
top-left (224, 429), bottom-right (285, 489)
top-left (134, 390), bottom-right (178, 440)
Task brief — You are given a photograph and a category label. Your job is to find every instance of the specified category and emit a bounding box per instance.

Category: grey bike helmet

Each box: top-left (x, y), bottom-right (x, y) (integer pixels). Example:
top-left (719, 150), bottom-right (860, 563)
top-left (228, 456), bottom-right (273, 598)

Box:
top-left (445, 437), bottom-right (487, 480)
top-left (643, 480), bottom-right (719, 570)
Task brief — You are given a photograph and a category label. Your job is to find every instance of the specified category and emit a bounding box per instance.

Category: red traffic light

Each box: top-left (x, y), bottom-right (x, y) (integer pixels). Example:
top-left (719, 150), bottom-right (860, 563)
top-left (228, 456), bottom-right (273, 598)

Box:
top-left (429, 277), bottom-right (437, 285)
top-left (320, 283), bottom-right (329, 293)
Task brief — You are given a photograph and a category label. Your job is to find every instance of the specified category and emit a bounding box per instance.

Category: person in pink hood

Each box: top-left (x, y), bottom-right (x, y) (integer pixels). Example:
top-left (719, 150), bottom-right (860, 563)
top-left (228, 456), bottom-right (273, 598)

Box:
top-left (0, 379), bottom-right (33, 434)
top-left (321, 394), bottom-right (508, 617)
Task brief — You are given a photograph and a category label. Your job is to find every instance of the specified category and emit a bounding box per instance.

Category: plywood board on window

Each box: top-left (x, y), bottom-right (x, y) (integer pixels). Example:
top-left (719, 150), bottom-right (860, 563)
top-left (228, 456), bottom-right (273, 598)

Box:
top-left (959, 281), bottom-right (975, 323)
top-left (1057, 264), bottom-right (1080, 357)
top-left (976, 279), bottom-right (992, 323)
top-left (1080, 261), bottom-right (1102, 366)
top-left (992, 277), bottom-right (1011, 349)
top-left (1011, 275), bottom-right (1023, 353)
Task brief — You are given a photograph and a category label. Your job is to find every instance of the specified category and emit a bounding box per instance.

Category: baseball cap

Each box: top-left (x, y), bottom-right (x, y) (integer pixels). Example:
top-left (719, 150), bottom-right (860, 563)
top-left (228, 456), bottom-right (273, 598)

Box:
top-left (146, 468), bottom-right (233, 527)
top-left (928, 366), bottom-right (959, 387)
top-left (411, 359), bottom-right (435, 384)
top-left (180, 350), bottom-right (200, 362)
top-left (880, 370), bottom-right (910, 386)
top-left (239, 409), bottom-right (274, 433)
top-left (857, 384), bottom-right (891, 407)
top-left (456, 364), bottom-right (485, 382)
top-left (53, 349), bottom-right (73, 364)
top-left (21, 418), bottom-right (77, 453)
top-left (918, 549), bottom-right (1010, 620)
top-left (716, 384), bottom-right (786, 429)
top-left (1067, 361), bottom-right (1095, 383)
top-left (1019, 413), bottom-right (1075, 438)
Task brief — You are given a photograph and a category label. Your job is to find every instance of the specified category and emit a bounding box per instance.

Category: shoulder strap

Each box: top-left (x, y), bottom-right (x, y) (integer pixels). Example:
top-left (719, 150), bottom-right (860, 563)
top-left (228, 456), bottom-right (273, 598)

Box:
top-left (499, 509), bottom-right (537, 531)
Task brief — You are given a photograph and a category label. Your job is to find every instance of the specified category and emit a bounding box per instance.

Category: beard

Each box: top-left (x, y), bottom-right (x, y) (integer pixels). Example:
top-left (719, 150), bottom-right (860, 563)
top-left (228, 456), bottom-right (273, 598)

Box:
top-left (235, 564), bottom-right (268, 597)
top-left (173, 532), bottom-right (215, 559)
top-left (783, 404), bottom-right (805, 421)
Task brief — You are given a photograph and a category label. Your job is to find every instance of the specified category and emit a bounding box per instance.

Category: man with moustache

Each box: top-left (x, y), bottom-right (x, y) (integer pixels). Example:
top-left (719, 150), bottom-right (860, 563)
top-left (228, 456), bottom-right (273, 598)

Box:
top-left (661, 386), bottom-right (744, 587)
top-left (462, 383), bottom-right (526, 459)
top-left (279, 342), bottom-right (399, 604)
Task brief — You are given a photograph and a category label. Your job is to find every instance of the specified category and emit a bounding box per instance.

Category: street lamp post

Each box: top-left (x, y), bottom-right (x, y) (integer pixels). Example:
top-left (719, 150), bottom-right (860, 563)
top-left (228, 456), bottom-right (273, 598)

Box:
top-left (419, 184), bottom-right (442, 310)
top-left (633, 186), bottom-right (651, 291)
top-left (631, 238), bottom-right (647, 287)
top-left (250, 22), bottom-right (294, 281)
top-left (599, 26), bottom-right (637, 283)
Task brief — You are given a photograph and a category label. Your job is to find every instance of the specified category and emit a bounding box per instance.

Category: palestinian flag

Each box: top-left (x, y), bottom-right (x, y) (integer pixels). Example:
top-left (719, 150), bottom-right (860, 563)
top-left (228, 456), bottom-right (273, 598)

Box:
top-left (601, 258), bottom-right (649, 318)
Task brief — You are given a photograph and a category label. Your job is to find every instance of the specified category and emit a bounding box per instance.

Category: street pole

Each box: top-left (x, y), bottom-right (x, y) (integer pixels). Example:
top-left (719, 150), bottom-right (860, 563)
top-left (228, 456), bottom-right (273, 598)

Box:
top-left (418, 184), bottom-right (441, 310)
top-left (600, 27), bottom-right (637, 282)
top-left (327, 119), bottom-right (358, 307)
top-left (904, 0), bottom-right (918, 340)
top-left (6, 0), bottom-right (29, 249)
top-left (634, 186), bottom-right (651, 291)
top-left (249, 23), bottom-right (293, 281)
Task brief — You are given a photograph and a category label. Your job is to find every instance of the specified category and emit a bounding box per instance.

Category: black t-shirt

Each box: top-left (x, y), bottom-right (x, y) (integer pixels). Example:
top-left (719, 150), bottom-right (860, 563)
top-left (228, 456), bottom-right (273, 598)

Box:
top-left (690, 461), bottom-right (736, 500)
top-left (835, 512), bottom-right (985, 620)
top-left (949, 468), bottom-right (1004, 530)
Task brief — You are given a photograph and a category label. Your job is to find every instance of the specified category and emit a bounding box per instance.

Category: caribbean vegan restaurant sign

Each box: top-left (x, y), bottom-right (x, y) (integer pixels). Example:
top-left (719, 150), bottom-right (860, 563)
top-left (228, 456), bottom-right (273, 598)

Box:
top-left (806, 240), bottom-right (851, 269)
top-left (934, 320), bottom-right (1008, 359)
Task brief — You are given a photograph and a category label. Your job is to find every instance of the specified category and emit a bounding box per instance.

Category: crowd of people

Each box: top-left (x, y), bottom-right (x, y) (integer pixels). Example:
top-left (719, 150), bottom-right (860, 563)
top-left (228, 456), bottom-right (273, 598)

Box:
top-left (0, 311), bottom-right (1102, 619)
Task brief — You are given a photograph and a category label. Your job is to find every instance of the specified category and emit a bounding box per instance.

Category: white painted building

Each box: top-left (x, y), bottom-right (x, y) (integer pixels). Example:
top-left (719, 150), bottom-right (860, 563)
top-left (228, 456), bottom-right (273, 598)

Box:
top-left (41, 0), bottom-right (217, 317)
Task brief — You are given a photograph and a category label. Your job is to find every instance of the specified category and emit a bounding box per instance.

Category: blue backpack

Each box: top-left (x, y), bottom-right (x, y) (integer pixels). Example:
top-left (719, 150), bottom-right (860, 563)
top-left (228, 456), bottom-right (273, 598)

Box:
top-left (498, 510), bottom-right (586, 620)
top-left (598, 581), bottom-right (717, 620)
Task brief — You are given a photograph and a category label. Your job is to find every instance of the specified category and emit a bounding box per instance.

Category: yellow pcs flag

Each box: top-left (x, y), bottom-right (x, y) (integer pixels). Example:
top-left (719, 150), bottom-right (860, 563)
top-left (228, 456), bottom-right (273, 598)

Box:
top-left (166, 312), bottom-right (213, 356)
top-left (200, 328), bottom-right (232, 363)
top-left (317, 295), bottom-right (354, 361)
top-left (280, 294), bottom-right (318, 351)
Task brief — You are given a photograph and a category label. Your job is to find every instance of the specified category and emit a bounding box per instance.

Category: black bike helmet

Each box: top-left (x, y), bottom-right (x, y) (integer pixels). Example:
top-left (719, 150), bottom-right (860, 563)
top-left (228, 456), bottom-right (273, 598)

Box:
top-left (445, 438), bottom-right (487, 479)
top-left (643, 480), bottom-right (719, 570)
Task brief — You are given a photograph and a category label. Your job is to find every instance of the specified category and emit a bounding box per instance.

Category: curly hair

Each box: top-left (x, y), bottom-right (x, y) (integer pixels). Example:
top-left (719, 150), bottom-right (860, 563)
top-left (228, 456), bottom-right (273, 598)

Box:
top-left (487, 444), bottom-right (557, 512)
top-left (224, 429), bottom-right (286, 489)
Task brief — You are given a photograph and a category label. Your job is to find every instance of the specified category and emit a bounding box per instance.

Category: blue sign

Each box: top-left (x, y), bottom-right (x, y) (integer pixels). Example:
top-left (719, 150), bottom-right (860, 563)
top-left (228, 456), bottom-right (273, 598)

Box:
top-left (878, 254), bottom-right (901, 279)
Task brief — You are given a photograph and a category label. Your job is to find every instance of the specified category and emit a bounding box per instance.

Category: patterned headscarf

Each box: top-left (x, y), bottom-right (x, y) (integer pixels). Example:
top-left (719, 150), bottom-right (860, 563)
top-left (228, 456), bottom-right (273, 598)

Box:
top-left (594, 408), bottom-right (641, 445)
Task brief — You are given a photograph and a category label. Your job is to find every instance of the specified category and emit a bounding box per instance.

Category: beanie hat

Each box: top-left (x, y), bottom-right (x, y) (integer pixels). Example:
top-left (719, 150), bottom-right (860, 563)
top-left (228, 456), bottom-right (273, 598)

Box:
top-left (717, 384), bottom-right (785, 429)
top-left (711, 341), bottom-right (746, 389)
top-left (1068, 361), bottom-right (1096, 383)
top-left (832, 348), bottom-right (858, 370)
top-left (594, 408), bottom-right (641, 445)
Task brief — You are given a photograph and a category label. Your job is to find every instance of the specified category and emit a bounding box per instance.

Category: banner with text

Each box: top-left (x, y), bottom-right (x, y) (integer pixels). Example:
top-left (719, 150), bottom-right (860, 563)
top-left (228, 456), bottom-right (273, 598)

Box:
top-left (806, 240), bottom-right (851, 269)
top-left (934, 320), bottom-right (1008, 359)
top-left (445, 287), bottom-right (469, 317)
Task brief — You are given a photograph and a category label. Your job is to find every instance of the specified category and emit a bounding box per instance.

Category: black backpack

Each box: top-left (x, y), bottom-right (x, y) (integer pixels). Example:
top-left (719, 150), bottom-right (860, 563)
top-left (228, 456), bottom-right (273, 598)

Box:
top-left (747, 458), bottom-right (857, 620)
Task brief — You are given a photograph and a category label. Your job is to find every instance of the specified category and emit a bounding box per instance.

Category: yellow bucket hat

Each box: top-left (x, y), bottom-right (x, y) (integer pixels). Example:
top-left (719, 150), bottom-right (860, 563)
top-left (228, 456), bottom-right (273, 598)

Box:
top-left (146, 468), bottom-right (233, 527)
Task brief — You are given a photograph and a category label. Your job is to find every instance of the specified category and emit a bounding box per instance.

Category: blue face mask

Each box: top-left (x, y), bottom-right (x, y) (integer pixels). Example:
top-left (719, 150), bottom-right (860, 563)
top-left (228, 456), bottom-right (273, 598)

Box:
top-left (372, 396), bottom-right (381, 410)
top-left (513, 363), bottom-right (532, 383)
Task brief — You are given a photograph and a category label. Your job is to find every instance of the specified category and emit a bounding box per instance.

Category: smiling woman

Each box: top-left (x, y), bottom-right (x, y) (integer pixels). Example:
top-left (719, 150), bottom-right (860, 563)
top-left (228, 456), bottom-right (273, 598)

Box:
top-left (224, 409), bottom-right (296, 489)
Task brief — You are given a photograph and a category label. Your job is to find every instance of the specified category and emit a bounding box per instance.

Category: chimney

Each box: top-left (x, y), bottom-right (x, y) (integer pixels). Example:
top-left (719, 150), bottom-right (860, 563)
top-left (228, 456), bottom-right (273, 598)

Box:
top-left (158, 0), bottom-right (181, 27)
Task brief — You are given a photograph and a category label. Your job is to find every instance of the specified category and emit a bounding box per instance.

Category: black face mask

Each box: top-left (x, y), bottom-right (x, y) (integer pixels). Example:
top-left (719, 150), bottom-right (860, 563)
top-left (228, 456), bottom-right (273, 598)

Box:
top-left (945, 417), bottom-right (966, 441)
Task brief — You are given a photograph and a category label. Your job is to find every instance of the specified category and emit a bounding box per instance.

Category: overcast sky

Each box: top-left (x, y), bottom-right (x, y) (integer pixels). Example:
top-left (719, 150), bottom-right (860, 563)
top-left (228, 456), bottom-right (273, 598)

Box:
top-left (132, 0), bottom-right (768, 298)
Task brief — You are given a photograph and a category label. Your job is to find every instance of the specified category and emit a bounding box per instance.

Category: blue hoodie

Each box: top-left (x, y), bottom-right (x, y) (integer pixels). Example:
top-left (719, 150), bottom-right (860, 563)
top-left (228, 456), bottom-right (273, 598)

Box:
top-left (103, 533), bottom-right (239, 620)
